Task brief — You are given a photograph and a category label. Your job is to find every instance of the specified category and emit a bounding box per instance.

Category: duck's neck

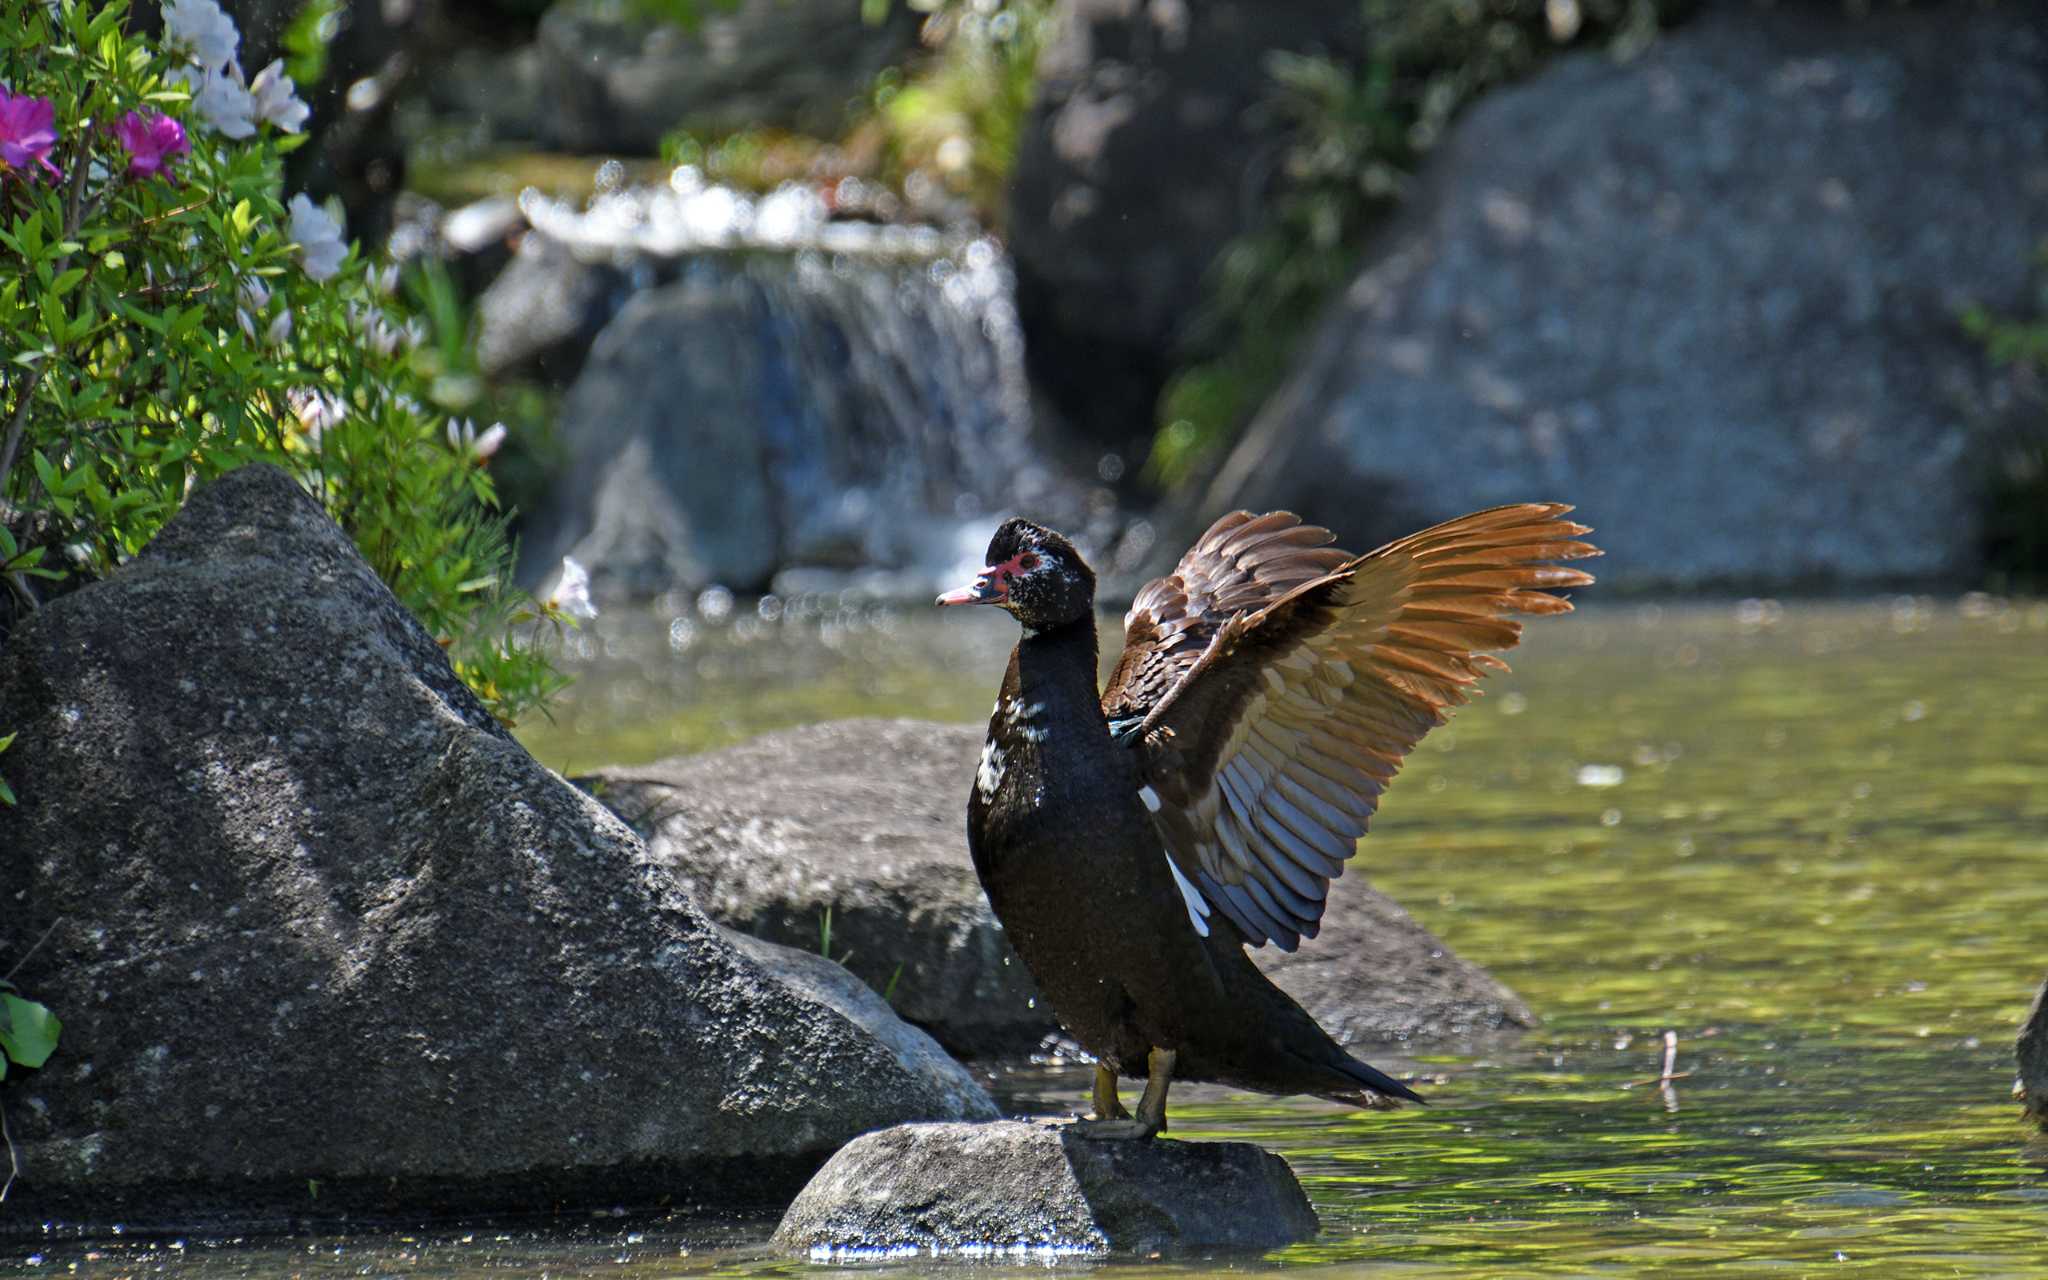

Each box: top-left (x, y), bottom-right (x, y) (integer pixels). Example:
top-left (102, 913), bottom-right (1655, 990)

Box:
top-left (1007, 614), bottom-right (1100, 716)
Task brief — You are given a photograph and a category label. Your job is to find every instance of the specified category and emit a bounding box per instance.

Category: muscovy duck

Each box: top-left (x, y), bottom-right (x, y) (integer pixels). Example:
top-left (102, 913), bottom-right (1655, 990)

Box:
top-left (936, 505), bottom-right (1598, 1138)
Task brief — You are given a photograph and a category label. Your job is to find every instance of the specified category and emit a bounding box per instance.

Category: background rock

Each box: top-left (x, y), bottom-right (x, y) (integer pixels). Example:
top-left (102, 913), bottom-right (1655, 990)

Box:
top-left (1205, 3), bottom-right (2048, 588)
top-left (0, 465), bottom-right (990, 1227)
top-left (473, 229), bottom-right (630, 383)
top-left (595, 719), bottom-right (1534, 1059)
top-left (770, 1120), bottom-right (1318, 1255)
top-left (1008, 0), bottom-right (1366, 456)
top-left (430, 0), bottom-right (921, 156)
top-left (723, 929), bottom-right (996, 1126)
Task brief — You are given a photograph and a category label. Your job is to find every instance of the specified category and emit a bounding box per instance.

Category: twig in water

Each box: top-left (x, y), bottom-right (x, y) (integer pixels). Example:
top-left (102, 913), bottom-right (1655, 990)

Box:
top-left (1620, 1029), bottom-right (1693, 1088)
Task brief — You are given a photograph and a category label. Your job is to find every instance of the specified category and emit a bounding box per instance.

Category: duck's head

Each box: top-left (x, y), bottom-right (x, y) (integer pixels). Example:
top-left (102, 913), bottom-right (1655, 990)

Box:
top-left (936, 517), bottom-right (1095, 631)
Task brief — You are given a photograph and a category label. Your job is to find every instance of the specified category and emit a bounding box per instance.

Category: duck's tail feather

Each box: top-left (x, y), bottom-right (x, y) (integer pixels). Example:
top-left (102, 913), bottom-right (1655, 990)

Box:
top-left (1330, 1052), bottom-right (1427, 1106)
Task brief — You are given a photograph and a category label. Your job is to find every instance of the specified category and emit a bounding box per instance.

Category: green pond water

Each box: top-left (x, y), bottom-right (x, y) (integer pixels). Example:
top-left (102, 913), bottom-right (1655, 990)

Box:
top-left (12, 598), bottom-right (2048, 1278)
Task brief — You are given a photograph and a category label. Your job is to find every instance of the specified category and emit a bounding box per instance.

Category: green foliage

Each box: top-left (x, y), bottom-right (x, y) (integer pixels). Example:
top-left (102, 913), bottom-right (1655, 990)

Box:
top-left (817, 904), bottom-right (851, 965)
top-left (870, 0), bottom-right (1047, 225)
top-left (1149, 0), bottom-right (1690, 489)
top-left (398, 258), bottom-right (563, 529)
top-left (0, 991), bottom-right (61, 1081)
top-left (651, 0), bottom-right (1047, 227)
top-left (624, 0), bottom-right (740, 34)
top-left (280, 0), bottom-right (342, 89)
top-left (1961, 243), bottom-right (2048, 590)
top-left (0, 0), bottom-right (573, 727)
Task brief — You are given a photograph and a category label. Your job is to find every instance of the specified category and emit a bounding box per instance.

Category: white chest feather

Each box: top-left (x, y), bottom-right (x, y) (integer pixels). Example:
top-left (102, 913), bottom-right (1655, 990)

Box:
top-left (976, 739), bottom-right (1006, 801)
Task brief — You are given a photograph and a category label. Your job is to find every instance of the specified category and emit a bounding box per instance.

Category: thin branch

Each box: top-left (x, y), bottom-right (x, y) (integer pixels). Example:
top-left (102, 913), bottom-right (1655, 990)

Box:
top-left (3, 920), bottom-right (60, 983)
top-left (1620, 1030), bottom-right (1692, 1088)
top-left (0, 1099), bottom-right (16, 1204)
top-left (2, 570), bottom-right (37, 614)
top-left (59, 138), bottom-right (89, 245)
top-left (0, 365), bottom-right (47, 503)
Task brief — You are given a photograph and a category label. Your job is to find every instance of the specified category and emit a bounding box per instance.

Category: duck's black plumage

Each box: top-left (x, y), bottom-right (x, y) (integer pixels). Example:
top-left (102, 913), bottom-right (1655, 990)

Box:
top-left (965, 604), bottom-right (1419, 1107)
top-left (940, 507), bottom-right (1600, 1131)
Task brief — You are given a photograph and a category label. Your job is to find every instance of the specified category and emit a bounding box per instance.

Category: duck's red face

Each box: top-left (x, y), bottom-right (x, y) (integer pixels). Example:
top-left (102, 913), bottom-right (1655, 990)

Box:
top-left (934, 548), bottom-right (1041, 608)
top-left (937, 518), bottom-right (1096, 629)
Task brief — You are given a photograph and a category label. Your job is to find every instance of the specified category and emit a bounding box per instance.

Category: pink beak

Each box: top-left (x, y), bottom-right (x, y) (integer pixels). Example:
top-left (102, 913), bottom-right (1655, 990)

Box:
top-left (936, 568), bottom-right (1008, 607)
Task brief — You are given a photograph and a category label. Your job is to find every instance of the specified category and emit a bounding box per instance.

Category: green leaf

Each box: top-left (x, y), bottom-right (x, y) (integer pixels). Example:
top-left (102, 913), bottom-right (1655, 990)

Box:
top-left (86, 1), bottom-right (124, 44)
top-left (52, 267), bottom-right (87, 296)
top-left (0, 994), bottom-right (60, 1069)
top-left (0, 732), bottom-right (13, 753)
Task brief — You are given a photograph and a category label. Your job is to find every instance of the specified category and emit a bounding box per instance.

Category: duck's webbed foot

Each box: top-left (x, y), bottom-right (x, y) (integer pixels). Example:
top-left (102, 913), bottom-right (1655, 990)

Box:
top-left (1075, 1048), bottom-right (1175, 1141)
top-left (1091, 1061), bottom-right (1130, 1121)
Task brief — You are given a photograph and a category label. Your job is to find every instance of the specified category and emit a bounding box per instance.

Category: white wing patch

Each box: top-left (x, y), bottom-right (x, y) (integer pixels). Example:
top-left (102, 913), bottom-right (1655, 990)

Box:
top-left (1003, 698), bottom-right (1049, 743)
top-left (1167, 856), bottom-right (1212, 937)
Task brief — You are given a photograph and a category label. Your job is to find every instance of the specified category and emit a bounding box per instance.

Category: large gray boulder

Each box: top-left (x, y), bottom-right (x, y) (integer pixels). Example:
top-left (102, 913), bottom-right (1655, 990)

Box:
top-left (1008, 0), bottom-right (1366, 454)
top-left (1206, 3), bottom-right (2048, 587)
top-left (595, 719), bottom-right (1533, 1059)
top-left (771, 1120), bottom-right (1318, 1255)
top-left (429, 0), bottom-right (920, 155)
top-left (0, 465), bottom-right (992, 1229)
top-left (2019, 976), bottom-right (2048, 1127)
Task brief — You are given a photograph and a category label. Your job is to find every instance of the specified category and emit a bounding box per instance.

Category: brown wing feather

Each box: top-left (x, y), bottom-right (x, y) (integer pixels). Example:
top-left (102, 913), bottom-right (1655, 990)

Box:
top-left (1103, 510), bottom-right (1348, 740)
top-left (1107, 504), bottom-right (1599, 950)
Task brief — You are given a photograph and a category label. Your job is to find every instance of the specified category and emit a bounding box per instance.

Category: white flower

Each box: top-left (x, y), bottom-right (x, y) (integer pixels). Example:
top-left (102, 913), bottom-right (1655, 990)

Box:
top-left (172, 63), bottom-right (256, 139)
top-left (248, 59), bottom-right (310, 133)
top-left (548, 557), bottom-right (598, 621)
top-left (162, 0), bottom-right (239, 72)
top-left (361, 309), bottom-right (401, 358)
top-left (401, 317), bottom-right (427, 351)
top-left (235, 308), bottom-right (256, 340)
top-left (372, 262), bottom-right (400, 296)
top-left (266, 308), bottom-right (293, 346)
top-left (446, 418), bottom-right (508, 461)
top-left (238, 276), bottom-right (271, 311)
top-left (288, 387), bottom-right (345, 444)
top-left (288, 193), bottom-right (347, 281)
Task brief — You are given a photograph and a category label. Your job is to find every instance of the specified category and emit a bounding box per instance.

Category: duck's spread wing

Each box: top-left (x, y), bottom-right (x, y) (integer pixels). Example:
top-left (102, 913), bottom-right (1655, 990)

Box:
top-left (1103, 511), bottom-right (1352, 744)
top-left (1102, 505), bottom-right (1600, 951)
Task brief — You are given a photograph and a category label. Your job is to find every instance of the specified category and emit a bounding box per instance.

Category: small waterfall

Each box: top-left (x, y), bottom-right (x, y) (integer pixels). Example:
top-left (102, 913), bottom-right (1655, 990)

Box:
top-left (510, 172), bottom-right (1122, 600)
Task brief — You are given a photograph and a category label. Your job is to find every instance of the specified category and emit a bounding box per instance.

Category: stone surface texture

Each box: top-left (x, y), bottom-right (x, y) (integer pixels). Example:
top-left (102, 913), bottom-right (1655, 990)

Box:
top-left (1205, 3), bottom-right (2048, 588)
top-left (0, 465), bottom-right (991, 1228)
top-left (770, 1120), bottom-right (1318, 1255)
top-left (1008, 0), bottom-right (1366, 453)
top-left (428, 0), bottom-right (919, 155)
top-left (597, 719), bottom-right (1533, 1059)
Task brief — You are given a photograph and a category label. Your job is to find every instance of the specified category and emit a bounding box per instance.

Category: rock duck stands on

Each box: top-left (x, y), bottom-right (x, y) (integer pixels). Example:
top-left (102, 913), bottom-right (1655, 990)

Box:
top-left (937, 506), bottom-right (1599, 1136)
top-left (771, 1120), bottom-right (1318, 1256)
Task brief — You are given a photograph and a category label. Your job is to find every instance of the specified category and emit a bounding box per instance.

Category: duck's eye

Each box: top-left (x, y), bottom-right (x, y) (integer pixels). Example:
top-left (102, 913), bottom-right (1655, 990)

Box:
top-left (1018, 553), bottom-right (1040, 571)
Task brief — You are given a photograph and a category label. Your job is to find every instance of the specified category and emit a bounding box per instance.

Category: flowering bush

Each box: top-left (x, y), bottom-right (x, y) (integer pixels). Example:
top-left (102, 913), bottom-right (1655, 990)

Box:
top-left (0, 0), bottom-right (580, 739)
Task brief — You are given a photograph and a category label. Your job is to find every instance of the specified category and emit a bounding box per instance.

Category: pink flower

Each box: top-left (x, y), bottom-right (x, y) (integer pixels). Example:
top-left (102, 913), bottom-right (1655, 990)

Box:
top-left (0, 87), bottom-right (60, 182)
top-left (114, 110), bottom-right (190, 179)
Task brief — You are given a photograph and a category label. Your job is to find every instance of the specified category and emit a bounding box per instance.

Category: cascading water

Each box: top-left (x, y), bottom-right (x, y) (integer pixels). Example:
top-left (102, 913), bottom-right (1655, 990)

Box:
top-left (507, 168), bottom-right (1130, 601)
